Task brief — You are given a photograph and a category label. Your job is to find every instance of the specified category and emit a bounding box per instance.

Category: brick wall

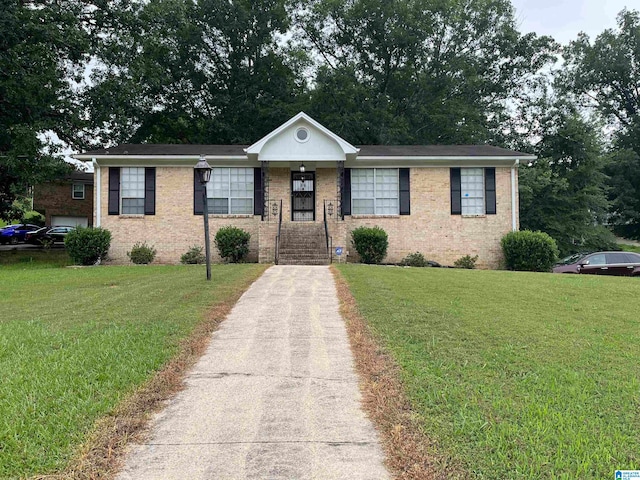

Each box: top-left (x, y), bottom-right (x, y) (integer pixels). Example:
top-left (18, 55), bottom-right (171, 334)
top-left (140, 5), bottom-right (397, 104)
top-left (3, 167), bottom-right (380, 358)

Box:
top-left (99, 167), bottom-right (260, 264)
top-left (99, 165), bottom-right (517, 268)
top-left (33, 181), bottom-right (94, 226)
top-left (341, 167), bottom-right (515, 268)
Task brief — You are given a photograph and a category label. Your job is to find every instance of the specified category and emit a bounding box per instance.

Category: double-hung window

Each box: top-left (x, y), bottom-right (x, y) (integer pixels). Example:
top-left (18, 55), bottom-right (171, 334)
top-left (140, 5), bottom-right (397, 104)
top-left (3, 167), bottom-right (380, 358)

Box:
top-left (121, 167), bottom-right (145, 214)
top-left (207, 167), bottom-right (254, 214)
top-left (460, 168), bottom-right (484, 215)
top-left (72, 183), bottom-right (85, 200)
top-left (351, 168), bottom-right (399, 215)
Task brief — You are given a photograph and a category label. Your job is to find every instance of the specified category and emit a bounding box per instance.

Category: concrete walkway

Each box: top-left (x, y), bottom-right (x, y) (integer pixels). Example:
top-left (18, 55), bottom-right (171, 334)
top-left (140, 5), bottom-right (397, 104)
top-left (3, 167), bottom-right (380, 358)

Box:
top-left (117, 265), bottom-right (389, 480)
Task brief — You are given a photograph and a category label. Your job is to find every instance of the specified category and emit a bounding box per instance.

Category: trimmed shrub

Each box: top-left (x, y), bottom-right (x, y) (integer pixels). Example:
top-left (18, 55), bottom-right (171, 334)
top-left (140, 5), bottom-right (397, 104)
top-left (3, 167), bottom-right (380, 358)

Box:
top-left (181, 246), bottom-right (206, 264)
top-left (215, 226), bottom-right (251, 263)
top-left (400, 252), bottom-right (428, 267)
top-left (501, 230), bottom-right (559, 272)
top-left (65, 227), bottom-right (111, 265)
top-left (351, 226), bottom-right (388, 264)
top-left (127, 242), bottom-right (156, 264)
top-left (454, 254), bottom-right (478, 269)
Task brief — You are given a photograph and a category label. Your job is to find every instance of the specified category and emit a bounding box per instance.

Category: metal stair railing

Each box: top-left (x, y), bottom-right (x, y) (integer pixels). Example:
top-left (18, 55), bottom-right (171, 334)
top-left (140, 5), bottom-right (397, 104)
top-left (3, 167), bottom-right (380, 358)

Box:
top-left (275, 199), bottom-right (282, 264)
top-left (323, 200), bottom-right (333, 264)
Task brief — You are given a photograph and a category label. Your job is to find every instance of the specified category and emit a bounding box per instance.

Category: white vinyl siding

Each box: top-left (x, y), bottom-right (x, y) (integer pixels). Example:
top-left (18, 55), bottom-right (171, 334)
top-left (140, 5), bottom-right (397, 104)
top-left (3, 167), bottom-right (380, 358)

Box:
top-left (461, 168), bottom-right (484, 215)
top-left (352, 168), bottom-right (399, 215)
top-left (207, 167), bottom-right (253, 214)
top-left (121, 167), bottom-right (145, 214)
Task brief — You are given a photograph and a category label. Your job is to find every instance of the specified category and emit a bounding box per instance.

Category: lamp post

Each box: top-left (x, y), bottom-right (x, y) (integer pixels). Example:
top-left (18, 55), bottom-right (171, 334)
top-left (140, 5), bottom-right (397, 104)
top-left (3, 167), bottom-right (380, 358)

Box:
top-left (194, 155), bottom-right (212, 281)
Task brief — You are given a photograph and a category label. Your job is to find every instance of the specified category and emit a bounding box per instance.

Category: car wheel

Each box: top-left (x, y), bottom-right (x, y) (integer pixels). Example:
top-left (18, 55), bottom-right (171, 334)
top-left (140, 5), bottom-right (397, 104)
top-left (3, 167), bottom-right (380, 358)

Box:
top-left (9, 236), bottom-right (18, 245)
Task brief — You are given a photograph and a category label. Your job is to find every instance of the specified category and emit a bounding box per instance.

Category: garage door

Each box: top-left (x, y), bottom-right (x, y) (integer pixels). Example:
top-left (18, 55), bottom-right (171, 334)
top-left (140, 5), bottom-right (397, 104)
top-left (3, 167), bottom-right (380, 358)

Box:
top-left (51, 216), bottom-right (89, 227)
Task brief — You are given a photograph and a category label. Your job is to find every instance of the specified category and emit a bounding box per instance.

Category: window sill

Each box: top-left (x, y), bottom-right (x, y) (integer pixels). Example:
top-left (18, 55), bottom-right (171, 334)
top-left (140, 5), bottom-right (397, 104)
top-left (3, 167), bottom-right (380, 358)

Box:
top-left (119, 214), bottom-right (145, 219)
top-left (207, 214), bottom-right (255, 219)
top-left (350, 215), bottom-right (400, 219)
top-left (461, 214), bottom-right (486, 218)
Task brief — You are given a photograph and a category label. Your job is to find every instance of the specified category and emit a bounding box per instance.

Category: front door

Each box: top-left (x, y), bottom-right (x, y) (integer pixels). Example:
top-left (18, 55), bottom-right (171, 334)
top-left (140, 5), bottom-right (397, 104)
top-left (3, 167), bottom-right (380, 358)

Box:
top-left (291, 172), bottom-right (315, 221)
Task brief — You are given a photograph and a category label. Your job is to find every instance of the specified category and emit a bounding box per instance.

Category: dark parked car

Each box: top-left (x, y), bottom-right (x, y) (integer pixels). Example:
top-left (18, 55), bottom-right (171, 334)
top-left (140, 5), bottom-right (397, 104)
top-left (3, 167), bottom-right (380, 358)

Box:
top-left (25, 226), bottom-right (75, 245)
top-left (24, 226), bottom-right (51, 245)
top-left (0, 224), bottom-right (41, 244)
top-left (552, 251), bottom-right (640, 276)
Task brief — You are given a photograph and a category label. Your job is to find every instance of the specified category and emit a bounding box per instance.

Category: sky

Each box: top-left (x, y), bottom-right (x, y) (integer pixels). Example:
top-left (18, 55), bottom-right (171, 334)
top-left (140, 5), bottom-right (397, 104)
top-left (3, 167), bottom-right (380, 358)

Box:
top-left (510, 0), bottom-right (633, 45)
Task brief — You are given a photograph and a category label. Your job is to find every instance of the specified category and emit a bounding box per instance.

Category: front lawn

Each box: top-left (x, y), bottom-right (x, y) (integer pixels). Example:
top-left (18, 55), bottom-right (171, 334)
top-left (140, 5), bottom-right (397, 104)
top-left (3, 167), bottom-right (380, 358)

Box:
top-left (620, 243), bottom-right (640, 254)
top-left (338, 265), bottom-right (640, 479)
top-left (0, 263), bottom-right (265, 479)
top-left (0, 248), bottom-right (72, 268)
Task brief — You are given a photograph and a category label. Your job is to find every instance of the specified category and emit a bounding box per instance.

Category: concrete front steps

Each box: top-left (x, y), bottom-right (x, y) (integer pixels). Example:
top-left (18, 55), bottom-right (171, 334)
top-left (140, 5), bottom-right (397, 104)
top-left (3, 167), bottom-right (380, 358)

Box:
top-left (278, 223), bottom-right (330, 265)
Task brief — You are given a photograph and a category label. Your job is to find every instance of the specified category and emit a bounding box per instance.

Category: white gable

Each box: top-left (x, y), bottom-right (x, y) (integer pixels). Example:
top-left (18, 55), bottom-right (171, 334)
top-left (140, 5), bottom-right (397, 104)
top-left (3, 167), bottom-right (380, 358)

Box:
top-left (245, 112), bottom-right (359, 162)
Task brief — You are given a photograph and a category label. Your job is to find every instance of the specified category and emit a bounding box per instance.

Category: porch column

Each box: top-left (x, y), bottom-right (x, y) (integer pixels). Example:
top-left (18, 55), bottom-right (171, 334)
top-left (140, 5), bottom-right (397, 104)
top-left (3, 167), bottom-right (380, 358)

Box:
top-left (337, 160), bottom-right (345, 220)
top-left (261, 160), bottom-right (269, 221)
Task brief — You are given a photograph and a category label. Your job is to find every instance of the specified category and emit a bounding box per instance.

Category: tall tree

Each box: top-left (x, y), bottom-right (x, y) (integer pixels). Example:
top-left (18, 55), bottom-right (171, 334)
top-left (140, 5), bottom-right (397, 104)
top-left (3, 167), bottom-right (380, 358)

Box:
top-left (0, 0), bottom-right (89, 220)
top-left (295, 0), bottom-right (556, 144)
top-left (86, 0), bottom-right (306, 146)
top-left (563, 9), bottom-right (640, 238)
top-left (519, 103), bottom-right (615, 255)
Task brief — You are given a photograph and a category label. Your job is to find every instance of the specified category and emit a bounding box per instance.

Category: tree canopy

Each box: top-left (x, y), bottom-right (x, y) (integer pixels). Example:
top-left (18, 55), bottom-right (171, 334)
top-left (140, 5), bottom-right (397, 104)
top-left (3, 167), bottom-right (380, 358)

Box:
top-left (0, 0), bottom-right (88, 219)
top-left (563, 9), bottom-right (640, 239)
top-left (2, 0), bottom-right (640, 243)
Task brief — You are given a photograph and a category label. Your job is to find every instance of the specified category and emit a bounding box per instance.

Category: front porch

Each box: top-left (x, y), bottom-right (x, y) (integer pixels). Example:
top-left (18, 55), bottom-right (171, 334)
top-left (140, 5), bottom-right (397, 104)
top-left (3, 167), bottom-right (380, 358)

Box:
top-left (256, 165), bottom-right (348, 264)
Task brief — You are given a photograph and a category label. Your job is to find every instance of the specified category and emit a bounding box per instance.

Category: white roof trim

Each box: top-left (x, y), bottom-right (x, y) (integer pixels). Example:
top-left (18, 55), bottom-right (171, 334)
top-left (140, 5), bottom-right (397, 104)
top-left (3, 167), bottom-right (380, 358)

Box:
top-left (244, 112), bottom-right (359, 156)
top-left (74, 155), bottom-right (248, 161)
top-left (356, 155), bottom-right (537, 161)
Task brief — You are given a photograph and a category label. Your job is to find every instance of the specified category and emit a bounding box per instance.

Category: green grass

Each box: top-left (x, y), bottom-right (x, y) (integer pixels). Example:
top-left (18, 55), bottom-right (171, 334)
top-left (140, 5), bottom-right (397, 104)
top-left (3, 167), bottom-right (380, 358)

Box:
top-left (0, 248), bottom-right (72, 268)
top-left (0, 263), bottom-right (265, 479)
top-left (338, 265), bottom-right (640, 479)
top-left (619, 243), bottom-right (640, 254)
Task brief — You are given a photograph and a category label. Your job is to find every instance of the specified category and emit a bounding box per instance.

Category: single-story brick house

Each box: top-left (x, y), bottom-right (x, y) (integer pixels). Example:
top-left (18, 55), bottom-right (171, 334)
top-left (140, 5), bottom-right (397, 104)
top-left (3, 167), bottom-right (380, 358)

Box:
top-left (74, 112), bottom-right (535, 267)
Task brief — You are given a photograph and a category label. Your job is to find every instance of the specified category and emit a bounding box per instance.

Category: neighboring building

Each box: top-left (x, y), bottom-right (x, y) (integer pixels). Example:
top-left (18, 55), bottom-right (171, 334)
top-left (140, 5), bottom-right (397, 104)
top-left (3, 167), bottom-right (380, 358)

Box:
top-left (74, 112), bottom-right (535, 267)
top-left (33, 171), bottom-right (94, 227)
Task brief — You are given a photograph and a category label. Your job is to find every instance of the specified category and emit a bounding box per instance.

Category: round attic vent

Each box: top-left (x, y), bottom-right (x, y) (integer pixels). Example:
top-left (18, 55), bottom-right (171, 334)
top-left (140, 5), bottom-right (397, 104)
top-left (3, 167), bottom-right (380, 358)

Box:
top-left (295, 127), bottom-right (310, 143)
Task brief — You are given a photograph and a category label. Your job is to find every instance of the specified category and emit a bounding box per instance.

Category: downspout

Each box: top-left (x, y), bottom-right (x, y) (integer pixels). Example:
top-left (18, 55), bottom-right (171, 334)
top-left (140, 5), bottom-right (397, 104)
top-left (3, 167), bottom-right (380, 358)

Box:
top-left (511, 159), bottom-right (519, 231)
top-left (93, 158), bottom-right (101, 227)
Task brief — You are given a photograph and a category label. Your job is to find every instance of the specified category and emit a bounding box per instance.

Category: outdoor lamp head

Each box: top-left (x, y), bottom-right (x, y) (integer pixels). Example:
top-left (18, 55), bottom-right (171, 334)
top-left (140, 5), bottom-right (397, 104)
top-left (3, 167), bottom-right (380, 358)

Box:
top-left (299, 163), bottom-right (305, 173)
top-left (195, 155), bottom-right (212, 184)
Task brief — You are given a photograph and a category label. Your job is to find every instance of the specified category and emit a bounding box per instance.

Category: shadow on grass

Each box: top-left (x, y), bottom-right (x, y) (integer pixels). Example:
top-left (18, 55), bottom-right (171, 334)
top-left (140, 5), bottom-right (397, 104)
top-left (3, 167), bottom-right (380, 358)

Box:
top-left (0, 248), bottom-right (72, 268)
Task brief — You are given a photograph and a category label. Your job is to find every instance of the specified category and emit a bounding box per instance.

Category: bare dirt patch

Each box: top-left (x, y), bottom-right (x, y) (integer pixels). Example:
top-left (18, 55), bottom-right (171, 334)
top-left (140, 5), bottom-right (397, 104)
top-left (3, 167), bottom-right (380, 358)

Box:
top-left (331, 266), bottom-right (464, 480)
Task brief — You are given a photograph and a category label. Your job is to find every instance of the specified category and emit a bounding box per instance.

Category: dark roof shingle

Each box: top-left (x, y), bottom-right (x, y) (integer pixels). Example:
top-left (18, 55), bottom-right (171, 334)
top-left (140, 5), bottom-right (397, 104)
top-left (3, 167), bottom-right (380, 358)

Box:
top-left (80, 143), bottom-right (533, 158)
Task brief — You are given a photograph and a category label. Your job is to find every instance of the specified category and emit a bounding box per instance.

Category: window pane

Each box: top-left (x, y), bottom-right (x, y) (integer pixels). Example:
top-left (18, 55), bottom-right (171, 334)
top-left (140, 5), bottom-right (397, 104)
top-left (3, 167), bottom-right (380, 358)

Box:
top-left (627, 253), bottom-right (640, 263)
top-left (461, 168), bottom-right (484, 215)
top-left (607, 253), bottom-right (629, 264)
top-left (230, 198), bottom-right (253, 214)
top-left (73, 184), bottom-right (84, 198)
top-left (352, 169), bottom-right (375, 199)
top-left (121, 167), bottom-right (145, 198)
top-left (376, 198), bottom-right (399, 215)
top-left (208, 168), bottom-right (253, 213)
top-left (352, 199), bottom-right (374, 214)
top-left (209, 198), bottom-right (229, 214)
top-left (588, 254), bottom-right (606, 265)
top-left (122, 198), bottom-right (144, 214)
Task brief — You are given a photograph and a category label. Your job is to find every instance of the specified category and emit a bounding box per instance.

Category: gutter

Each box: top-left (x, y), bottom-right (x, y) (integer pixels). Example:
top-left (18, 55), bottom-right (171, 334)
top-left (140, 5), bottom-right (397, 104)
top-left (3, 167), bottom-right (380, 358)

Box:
top-left (511, 159), bottom-right (519, 231)
top-left (73, 154), bottom-right (248, 161)
top-left (93, 158), bottom-right (100, 227)
top-left (356, 155), bottom-right (537, 162)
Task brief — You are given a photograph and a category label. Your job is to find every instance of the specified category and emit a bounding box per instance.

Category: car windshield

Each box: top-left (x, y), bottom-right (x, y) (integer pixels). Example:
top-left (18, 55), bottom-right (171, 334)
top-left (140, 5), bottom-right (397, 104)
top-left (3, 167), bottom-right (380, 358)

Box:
top-left (557, 253), bottom-right (587, 265)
